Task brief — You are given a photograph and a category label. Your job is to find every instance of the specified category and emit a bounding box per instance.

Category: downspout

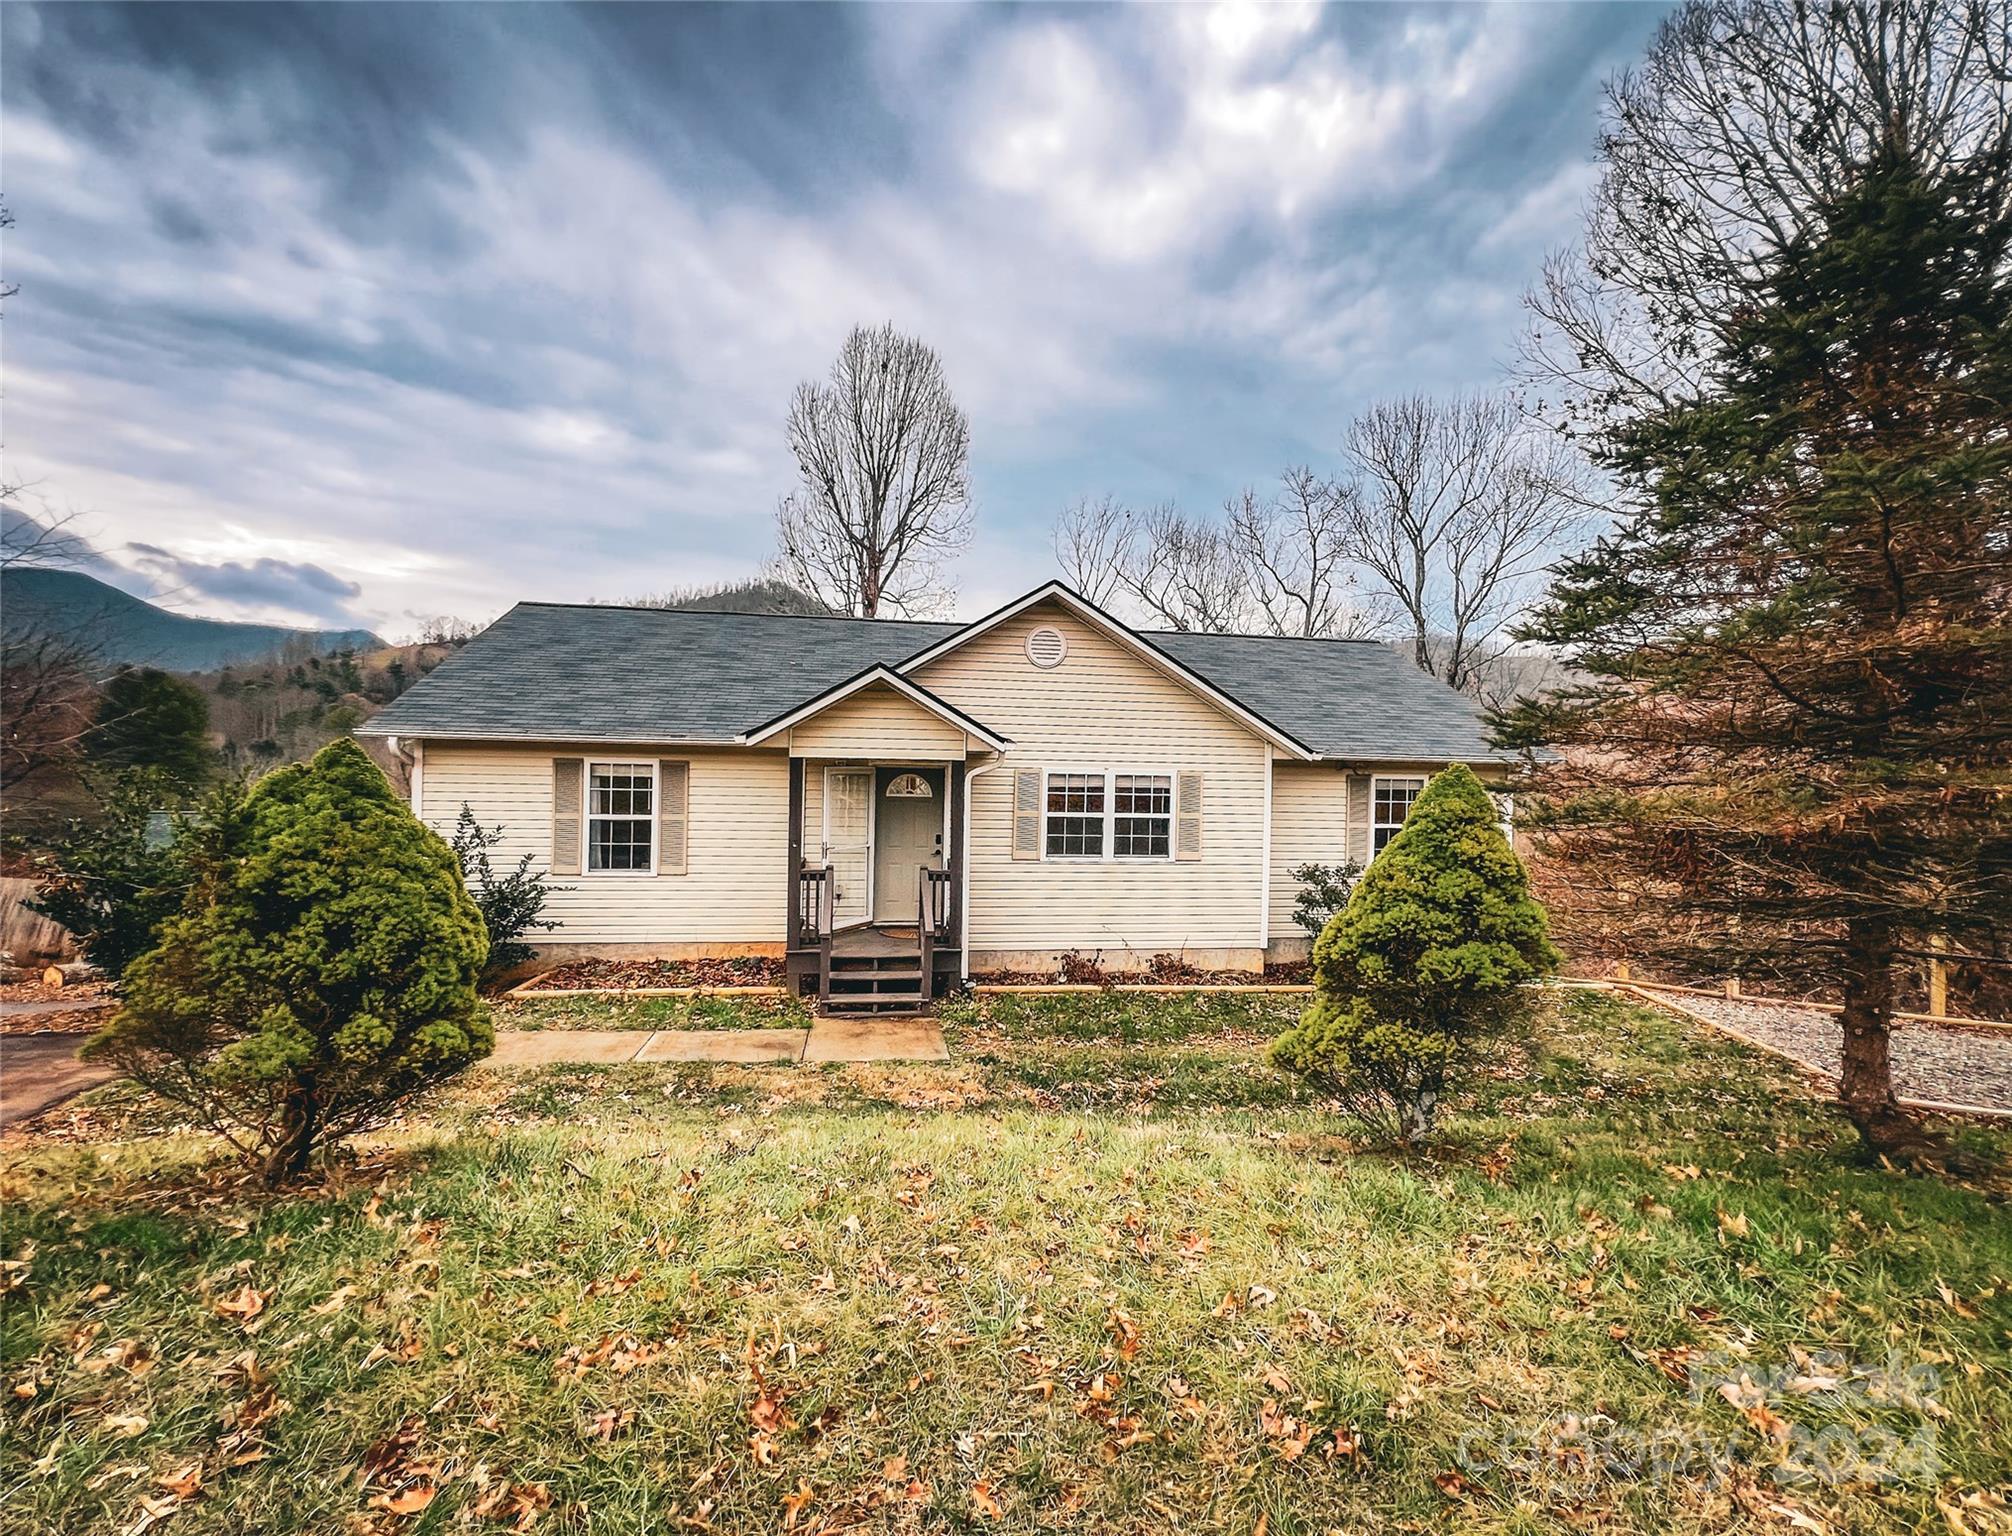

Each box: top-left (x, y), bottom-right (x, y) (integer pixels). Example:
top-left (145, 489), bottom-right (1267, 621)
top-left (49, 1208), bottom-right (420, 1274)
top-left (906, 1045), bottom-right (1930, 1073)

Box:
top-left (960, 751), bottom-right (1006, 983)
top-left (1258, 743), bottom-right (1273, 954)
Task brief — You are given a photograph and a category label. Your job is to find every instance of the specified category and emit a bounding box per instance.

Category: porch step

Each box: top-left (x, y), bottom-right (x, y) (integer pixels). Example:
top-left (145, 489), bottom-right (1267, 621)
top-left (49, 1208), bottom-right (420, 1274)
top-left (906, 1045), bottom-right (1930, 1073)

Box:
top-left (821, 996), bottom-right (930, 1018)
top-left (826, 964), bottom-right (923, 982)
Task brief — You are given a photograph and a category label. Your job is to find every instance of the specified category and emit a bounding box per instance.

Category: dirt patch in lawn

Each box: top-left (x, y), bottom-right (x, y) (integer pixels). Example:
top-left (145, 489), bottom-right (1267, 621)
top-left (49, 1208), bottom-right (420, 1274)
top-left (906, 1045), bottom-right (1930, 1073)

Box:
top-left (525, 956), bottom-right (784, 991)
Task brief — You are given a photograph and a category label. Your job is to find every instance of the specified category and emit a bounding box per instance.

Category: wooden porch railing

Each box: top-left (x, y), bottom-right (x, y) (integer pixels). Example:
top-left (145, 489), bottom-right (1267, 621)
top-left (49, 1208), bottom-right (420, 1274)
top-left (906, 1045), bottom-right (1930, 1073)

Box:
top-left (917, 866), bottom-right (952, 994)
top-left (796, 865), bottom-right (834, 1001)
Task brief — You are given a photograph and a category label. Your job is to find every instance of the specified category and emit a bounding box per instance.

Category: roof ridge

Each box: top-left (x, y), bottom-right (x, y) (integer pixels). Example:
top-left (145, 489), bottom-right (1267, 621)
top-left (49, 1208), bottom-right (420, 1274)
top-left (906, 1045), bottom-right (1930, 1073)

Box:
top-left (1144, 626), bottom-right (1386, 645)
top-left (511, 598), bottom-right (1386, 646)
top-left (511, 600), bottom-right (959, 626)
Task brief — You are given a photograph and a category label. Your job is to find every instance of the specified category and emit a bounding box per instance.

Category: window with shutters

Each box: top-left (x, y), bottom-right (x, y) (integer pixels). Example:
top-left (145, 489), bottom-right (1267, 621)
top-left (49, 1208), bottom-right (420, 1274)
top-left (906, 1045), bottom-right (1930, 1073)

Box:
top-left (586, 760), bottom-right (656, 873)
top-left (1043, 771), bottom-right (1177, 860)
top-left (1371, 775), bottom-right (1426, 855)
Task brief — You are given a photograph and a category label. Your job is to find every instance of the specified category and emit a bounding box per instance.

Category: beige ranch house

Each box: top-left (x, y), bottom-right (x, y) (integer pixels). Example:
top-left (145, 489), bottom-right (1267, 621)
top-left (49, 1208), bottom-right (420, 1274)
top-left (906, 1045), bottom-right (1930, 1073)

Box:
top-left (360, 583), bottom-right (1514, 1012)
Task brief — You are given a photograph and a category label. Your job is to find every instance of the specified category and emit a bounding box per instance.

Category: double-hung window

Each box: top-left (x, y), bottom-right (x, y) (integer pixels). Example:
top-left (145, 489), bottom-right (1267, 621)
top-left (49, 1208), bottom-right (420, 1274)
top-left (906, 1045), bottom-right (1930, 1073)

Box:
top-left (1112, 773), bottom-right (1172, 858)
top-left (1045, 771), bottom-right (1173, 860)
top-left (1371, 776), bottom-right (1425, 855)
top-left (1045, 773), bottom-right (1105, 857)
top-left (587, 761), bottom-right (655, 872)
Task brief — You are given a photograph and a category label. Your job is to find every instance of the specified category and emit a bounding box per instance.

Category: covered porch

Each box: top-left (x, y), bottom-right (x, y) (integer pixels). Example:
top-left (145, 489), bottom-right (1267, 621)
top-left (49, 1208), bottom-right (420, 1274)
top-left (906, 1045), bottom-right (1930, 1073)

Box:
top-left (786, 758), bottom-right (966, 1013)
top-left (740, 664), bottom-right (1005, 1015)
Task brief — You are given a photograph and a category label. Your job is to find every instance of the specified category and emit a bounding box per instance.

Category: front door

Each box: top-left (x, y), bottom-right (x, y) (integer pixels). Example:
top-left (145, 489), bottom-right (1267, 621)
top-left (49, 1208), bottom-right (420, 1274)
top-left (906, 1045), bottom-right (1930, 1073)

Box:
top-left (873, 768), bottom-right (943, 925)
top-left (822, 767), bottom-right (873, 930)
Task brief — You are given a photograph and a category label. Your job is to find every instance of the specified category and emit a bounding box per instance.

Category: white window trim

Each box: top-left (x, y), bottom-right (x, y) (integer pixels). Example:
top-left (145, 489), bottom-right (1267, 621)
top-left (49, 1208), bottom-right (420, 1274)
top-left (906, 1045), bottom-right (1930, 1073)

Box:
top-left (1041, 768), bottom-right (1176, 863)
top-left (1369, 773), bottom-right (1427, 857)
top-left (584, 759), bottom-right (659, 877)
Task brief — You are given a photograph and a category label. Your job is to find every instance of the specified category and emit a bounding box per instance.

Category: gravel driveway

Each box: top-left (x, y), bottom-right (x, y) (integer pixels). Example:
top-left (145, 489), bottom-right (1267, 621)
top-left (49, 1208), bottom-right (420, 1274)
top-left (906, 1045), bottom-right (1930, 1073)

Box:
top-left (0, 1034), bottom-right (116, 1127)
top-left (1645, 990), bottom-right (2012, 1114)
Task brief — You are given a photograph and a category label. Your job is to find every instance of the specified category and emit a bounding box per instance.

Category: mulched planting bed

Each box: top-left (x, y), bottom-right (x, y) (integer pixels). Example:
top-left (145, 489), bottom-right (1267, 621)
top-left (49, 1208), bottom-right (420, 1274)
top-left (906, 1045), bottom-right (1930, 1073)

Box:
top-left (1654, 990), bottom-right (2012, 1113)
top-left (522, 957), bottom-right (783, 991)
top-left (973, 953), bottom-right (1312, 987)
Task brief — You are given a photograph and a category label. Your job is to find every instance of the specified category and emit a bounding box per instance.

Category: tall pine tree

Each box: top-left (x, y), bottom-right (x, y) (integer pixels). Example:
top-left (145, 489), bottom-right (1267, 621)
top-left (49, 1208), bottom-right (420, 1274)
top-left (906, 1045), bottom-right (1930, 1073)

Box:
top-left (1499, 141), bottom-right (2011, 1159)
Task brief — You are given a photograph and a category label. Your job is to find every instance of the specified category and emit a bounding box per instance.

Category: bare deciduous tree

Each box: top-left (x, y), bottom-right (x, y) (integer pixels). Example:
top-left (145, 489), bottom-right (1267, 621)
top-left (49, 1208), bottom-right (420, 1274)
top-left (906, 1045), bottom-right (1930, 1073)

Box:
top-left (2, 506), bottom-right (105, 791)
top-left (1341, 394), bottom-right (1589, 694)
top-left (0, 624), bottom-right (100, 791)
top-left (1111, 503), bottom-right (1255, 633)
top-left (1053, 469), bottom-right (1389, 639)
top-left (773, 322), bottom-right (972, 619)
top-left (1, 501), bottom-right (89, 570)
top-left (1226, 467), bottom-right (1387, 640)
top-left (1052, 495), bottom-right (1129, 608)
top-left (1523, 0), bottom-right (2012, 438)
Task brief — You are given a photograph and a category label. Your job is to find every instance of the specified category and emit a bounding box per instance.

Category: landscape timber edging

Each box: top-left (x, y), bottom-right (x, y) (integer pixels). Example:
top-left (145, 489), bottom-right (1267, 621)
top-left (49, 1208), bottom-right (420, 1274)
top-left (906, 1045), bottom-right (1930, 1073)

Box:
top-left (971, 983), bottom-right (1314, 995)
top-left (505, 983), bottom-right (789, 1000)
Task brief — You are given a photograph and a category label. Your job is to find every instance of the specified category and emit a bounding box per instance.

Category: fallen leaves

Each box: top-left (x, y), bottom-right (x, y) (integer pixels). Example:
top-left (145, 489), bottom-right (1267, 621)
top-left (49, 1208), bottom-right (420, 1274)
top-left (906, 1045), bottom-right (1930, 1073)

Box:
top-left (970, 1479), bottom-right (1004, 1519)
top-left (212, 1285), bottom-right (270, 1326)
top-left (367, 1482), bottom-right (439, 1517)
top-left (1938, 1485), bottom-right (2012, 1536)
top-left (470, 1478), bottom-right (552, 1530)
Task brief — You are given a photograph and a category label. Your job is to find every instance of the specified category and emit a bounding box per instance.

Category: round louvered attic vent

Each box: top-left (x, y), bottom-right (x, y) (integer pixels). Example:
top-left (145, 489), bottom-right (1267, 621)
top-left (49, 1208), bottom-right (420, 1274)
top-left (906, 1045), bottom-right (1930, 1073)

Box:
top-left (1025, 626), bottom-right (1067, 669)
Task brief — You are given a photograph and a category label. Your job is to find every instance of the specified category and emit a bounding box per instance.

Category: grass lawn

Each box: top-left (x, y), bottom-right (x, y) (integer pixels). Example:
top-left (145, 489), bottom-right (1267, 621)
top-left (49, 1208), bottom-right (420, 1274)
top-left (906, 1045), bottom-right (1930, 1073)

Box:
top-left (494, 991), bottom-right (813, 1032)
top-left (3, 991), bottom-right (2008, 1535)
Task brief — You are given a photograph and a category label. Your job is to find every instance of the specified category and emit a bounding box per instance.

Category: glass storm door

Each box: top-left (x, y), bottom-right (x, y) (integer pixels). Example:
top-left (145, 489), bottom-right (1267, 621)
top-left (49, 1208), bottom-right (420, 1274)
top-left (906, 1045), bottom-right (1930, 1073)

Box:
top-left (822, 768), bottom-right (873, 929)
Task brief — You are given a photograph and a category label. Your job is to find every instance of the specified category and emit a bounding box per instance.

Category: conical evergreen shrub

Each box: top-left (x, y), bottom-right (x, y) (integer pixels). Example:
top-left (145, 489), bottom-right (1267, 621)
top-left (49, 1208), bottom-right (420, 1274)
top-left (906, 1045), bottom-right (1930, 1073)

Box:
top-left (86, 738), bottom-right (493, 1183)
top-left (1269, 763), bottom-right (1558, 1143)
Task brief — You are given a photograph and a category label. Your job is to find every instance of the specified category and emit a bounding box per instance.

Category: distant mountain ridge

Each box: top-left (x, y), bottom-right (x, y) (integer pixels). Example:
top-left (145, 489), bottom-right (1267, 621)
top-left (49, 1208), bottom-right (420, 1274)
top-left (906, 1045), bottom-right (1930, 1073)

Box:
top-left (1, 567), bottom-right (384, 671)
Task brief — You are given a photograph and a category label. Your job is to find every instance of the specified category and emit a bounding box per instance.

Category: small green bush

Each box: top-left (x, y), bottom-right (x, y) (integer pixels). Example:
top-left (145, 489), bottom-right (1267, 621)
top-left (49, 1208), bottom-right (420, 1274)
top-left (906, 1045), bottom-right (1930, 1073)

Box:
top-left (451, 803), bottom-right (560, 982)
top-left (1269, 764), bottom-right (1558, 1143)
top-left (85, 739), bottom-right (492, 1184)
top-left (1288, 859), bottom-right (1363, 940)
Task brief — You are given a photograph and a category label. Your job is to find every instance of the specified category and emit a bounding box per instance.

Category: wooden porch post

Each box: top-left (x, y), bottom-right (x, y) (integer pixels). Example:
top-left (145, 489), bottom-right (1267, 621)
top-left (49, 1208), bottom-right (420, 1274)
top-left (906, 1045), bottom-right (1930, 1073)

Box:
top-left (786, 756), bottom-right (805, 951)
top-left (947, 760), bottom-right (966, 949)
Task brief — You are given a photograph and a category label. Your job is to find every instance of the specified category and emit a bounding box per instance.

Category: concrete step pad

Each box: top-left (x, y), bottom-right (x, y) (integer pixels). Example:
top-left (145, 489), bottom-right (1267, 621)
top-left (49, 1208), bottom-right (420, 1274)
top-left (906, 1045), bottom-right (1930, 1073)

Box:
top-left (802, 1017), bottom-right (948, 1064)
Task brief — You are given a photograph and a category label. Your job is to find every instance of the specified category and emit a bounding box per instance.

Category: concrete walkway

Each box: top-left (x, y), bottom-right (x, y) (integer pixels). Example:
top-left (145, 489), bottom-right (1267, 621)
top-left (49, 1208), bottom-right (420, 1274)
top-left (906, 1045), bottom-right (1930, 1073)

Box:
top-left (488, 1017), bottom-right (947, 1068)
top-left (0, 1018), bottom-right (946, 1132)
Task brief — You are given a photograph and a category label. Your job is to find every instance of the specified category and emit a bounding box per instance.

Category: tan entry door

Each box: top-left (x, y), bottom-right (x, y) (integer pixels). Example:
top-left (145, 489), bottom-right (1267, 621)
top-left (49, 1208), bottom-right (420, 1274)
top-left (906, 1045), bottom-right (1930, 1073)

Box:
top-left (873, 769), bottom-right (943, 925)
top-left (822, 768), bottom-right (874, 929)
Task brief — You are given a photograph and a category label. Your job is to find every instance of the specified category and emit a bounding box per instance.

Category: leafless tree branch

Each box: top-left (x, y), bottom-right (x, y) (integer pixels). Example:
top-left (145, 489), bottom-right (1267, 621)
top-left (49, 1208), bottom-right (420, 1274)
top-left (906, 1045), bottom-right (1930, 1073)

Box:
top-left (772, 322), bottom-right (972, 619)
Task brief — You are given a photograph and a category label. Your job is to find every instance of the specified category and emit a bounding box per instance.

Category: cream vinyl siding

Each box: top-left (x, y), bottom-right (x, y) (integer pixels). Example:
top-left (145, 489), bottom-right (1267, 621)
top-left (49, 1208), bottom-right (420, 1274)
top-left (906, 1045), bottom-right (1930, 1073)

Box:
top-left (417, 742), bottom-right (788, 944)
top-left (913, 604), bottom-right (1269, 951)
top-left (1268, 763), bottom-right (1355, 939)
top-left (786, 683), bottom-right (971, 759)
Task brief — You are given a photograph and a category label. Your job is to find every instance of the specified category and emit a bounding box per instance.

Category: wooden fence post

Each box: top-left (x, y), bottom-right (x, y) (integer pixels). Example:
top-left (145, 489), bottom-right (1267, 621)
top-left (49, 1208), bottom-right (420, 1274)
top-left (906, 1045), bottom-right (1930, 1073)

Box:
top-left (1928, 935), bottom-right (1949, 1017)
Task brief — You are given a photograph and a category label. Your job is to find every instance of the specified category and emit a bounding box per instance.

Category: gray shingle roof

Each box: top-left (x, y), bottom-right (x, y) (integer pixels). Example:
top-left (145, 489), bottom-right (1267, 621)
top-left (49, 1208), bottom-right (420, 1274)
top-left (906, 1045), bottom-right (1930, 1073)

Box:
top-left (360, 601), bottom-right (1510, 763)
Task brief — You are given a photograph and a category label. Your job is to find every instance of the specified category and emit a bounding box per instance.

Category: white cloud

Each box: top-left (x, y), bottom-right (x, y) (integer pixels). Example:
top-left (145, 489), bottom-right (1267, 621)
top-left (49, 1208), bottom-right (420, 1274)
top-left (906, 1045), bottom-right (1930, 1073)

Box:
top-left (1, 4), bottom-right (1637, 627)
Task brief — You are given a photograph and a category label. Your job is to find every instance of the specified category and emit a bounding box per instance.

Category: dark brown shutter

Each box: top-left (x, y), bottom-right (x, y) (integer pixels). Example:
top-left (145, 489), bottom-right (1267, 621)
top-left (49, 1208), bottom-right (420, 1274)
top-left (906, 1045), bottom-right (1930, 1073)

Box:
top-left (657, 760), bottom-right (689, 875)
top-left (552, 757), bottom-right (583, 875)
top-left (1012, 768), bottom-right (1042, 860)
top-left (1174, 771), bottom-right (1203, 861)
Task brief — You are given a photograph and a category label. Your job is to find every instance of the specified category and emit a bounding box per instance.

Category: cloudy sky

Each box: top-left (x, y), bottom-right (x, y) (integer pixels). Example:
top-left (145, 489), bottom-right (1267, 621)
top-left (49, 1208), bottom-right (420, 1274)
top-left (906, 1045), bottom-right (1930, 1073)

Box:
top-left (1, 2), bottom-right (1663, 637)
